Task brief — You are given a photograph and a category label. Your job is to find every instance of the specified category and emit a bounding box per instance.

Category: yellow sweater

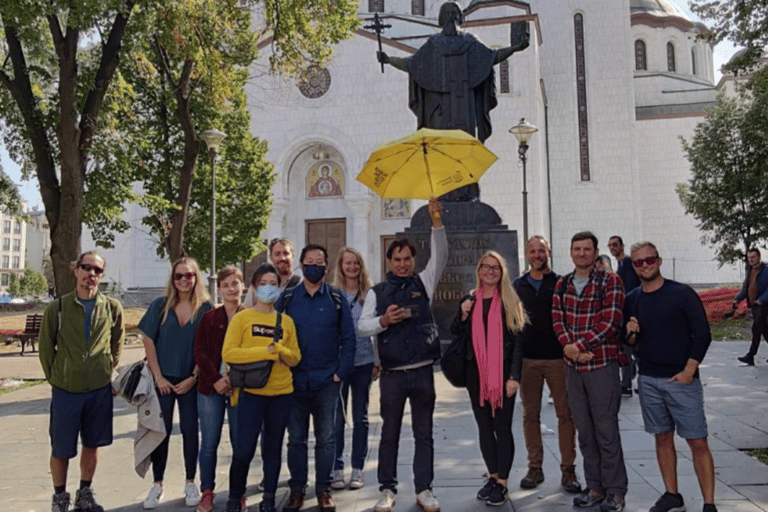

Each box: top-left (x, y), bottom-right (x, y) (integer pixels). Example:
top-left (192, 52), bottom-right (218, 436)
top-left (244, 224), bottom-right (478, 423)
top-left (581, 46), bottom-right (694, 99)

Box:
top-left (222, 309), bottom-right (300, 396)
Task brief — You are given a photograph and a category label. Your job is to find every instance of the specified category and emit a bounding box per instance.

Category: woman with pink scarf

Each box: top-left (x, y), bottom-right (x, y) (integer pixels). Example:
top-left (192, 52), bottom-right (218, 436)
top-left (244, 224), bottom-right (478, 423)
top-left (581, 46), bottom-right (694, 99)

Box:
top-left (451, 250), bottom-right (527, 507)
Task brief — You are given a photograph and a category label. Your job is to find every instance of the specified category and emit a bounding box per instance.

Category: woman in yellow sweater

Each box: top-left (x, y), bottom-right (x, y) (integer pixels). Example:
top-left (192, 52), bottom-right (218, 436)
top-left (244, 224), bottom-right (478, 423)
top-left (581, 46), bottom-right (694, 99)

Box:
top-left (222, 263), bottom-right (301, 512)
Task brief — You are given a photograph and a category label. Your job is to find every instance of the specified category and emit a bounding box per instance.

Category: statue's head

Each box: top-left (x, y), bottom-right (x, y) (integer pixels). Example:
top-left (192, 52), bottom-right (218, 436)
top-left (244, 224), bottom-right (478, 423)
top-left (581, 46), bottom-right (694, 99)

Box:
top-left (438, 2), bottom-right (463, 31)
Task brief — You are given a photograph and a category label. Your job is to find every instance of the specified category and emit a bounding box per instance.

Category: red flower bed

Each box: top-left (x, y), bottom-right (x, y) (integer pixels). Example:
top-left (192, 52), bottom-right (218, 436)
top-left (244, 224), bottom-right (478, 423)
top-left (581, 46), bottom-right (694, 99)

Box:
top-left (698, 286), bottom-right (745, 322)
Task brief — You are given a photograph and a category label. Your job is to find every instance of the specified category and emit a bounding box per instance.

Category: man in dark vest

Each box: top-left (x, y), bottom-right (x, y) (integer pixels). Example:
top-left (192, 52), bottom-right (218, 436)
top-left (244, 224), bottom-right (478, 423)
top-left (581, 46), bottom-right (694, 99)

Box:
top-left (359, 197), bottom-right (447, 512)
top-left (377, 1), bottom-right (529, 200)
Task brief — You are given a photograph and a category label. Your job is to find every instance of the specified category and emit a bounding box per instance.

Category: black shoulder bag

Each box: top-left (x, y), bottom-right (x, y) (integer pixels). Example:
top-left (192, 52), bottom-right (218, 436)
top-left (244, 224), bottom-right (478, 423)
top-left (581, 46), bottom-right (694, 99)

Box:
top-left (229, 313), bottom-right (282, 389)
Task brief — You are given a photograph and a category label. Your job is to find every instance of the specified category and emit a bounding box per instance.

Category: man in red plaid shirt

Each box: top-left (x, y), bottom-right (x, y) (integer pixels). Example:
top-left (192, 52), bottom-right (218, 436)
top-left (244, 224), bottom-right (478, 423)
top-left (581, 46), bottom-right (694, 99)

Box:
top-left (552, 231), bottom-right (628, 512)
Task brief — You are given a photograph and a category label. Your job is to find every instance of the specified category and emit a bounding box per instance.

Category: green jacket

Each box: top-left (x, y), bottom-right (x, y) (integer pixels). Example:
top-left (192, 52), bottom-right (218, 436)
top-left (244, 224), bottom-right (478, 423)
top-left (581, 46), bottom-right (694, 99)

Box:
top-left (38, 291), bottom-right (125, 393)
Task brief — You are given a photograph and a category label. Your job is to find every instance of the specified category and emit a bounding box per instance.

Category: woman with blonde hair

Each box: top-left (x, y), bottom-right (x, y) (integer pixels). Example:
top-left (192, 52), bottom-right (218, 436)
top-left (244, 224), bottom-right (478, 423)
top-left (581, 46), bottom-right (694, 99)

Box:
top-left (330, 247), bottom-right (378, 490)
top-left (138, 257), bottom-right (212, 509)
top-left (451, 250), bottom-right (527, 507)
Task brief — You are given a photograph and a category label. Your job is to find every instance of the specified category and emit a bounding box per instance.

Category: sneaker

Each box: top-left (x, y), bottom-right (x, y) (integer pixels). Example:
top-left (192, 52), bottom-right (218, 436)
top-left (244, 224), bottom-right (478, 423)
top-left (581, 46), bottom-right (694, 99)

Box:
top-left (283, 491), bottom-right (304, 512)
top-left (702, 505), bottom-right (717, 512)
top-left (738, 355), bottom-right (755, 365)
top-left (52, 491), bottom-right (70, 512)
top-left (621, 386), bottom-right (633, 397)
top-left (520, 467), bottom-right (545, 489)
top-left (416, 489), bottom-right (440, 512)
top-left (649, 491), bottom-right (685, 512)
top-left (197, 490), bottom-right (215, 512)
top-left (143, 483), bottom-right (164, 509)
top-left (349, 468), bottom-right (365, 489)
top-left (477, 478), bottom-right (496, 500)
top-left (258, 479), bottom-right (265, 492)
top-left (316, 491), bottom-right (336, 512)
top-left (74, 487), bottom-right (104, 512)
top-left (259, 500), bottom-right (276, 512)
top-left (331, 469), bottom-right (346, 490)
top-left (561, 467), bottom-right (582, 494)
top-left (600, 494), bottom-right (625, 512)
top-left (374, 489), bottom-right (396, 512)
top-left (573, 489), bottom-right (605, 508)
top-left (241, 496), bottom-right (248, 512)
top-left (185, 481), bottom-right (201, 506)
top-left (225, 499), bottom-right (242, 512)
top-left (486, 483), bottom-right (508, 507)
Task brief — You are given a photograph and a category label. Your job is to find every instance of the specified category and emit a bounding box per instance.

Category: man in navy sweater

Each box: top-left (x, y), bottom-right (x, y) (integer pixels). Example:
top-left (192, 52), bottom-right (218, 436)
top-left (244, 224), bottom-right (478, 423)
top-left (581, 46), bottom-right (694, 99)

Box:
top-left (624, 241), bottom-right (717, 512)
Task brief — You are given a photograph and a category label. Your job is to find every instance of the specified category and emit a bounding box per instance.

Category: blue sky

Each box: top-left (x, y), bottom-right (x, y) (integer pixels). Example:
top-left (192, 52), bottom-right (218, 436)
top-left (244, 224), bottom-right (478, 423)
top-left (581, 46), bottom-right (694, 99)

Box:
top-left (0, 1), bottom-right (740, 211)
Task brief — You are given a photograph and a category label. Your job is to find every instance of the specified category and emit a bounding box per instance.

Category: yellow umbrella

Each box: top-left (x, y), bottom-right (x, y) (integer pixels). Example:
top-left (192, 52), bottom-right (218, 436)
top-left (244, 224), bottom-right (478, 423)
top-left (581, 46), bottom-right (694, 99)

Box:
top-left (356, 128), bottom-right (498, 199)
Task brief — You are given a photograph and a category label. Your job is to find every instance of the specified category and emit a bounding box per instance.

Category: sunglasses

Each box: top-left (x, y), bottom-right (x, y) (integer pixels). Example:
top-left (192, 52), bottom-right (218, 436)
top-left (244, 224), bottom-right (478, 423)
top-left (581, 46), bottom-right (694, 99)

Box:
top-left (78, 263), bottom-right (104, 275)
top-left (173, 272), bottom-right (196, 281)
top-left (632, 256), bottom-right (658, 268)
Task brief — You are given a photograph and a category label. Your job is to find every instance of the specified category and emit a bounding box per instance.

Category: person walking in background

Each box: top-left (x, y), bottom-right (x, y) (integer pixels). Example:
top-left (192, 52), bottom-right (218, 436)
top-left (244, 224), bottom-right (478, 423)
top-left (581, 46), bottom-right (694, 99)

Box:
top-left (451, 251), bottom-right (526, 507)
top-left (275, 246), bottom-right (356, 512)
top-left (553, 232), bottom-right (628, 512)
top-left (193, 266), bottom-right (245, 512)
top-left (596, 255), bottom-right (613, 273)
top-left (734, 248), bottom-right (768, 366)
top-left (39, 251), bottom-right (124, 512)
top-left (608, 236), bottom-right (639, 397)
top-left (245, 238), bottom-right (301, 307)
top-left (625, 241), bottom-right (717, 512)
top-left (513, 236), bottom-right (581, 494)
top-left (358, 197), bottom-right (446, 512)
top-left (331, 247), bottom-right (379, 491)
top-left (223, 263), bottom-right (301, 512)
top-left (139, 258), bottom-right (212, 509)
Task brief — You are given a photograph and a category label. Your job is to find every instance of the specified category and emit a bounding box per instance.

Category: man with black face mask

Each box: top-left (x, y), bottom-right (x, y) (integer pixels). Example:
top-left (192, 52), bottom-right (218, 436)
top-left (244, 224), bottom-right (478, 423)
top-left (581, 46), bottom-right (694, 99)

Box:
top-left (275, 245), bottom-right (356, 512)
top-left (359, 197), bottom-right (447, 512)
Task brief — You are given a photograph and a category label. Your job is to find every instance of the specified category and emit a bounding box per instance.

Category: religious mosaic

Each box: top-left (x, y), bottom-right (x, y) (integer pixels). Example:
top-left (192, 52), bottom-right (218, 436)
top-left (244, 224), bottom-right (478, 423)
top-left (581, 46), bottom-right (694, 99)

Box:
top-left (306, 162), bottom-right (344, 198)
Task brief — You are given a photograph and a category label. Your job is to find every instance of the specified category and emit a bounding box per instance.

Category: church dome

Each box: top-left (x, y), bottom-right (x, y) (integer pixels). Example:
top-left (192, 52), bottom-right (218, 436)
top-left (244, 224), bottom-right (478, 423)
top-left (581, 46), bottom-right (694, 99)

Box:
top-left (630, 0), bottom-right (690, 20)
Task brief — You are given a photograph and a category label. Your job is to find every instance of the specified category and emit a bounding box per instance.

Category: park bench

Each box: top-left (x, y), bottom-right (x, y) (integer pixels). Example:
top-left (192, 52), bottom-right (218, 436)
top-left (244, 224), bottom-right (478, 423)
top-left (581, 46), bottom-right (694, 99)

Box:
top-left (18, 314), bottom-right (43, 355)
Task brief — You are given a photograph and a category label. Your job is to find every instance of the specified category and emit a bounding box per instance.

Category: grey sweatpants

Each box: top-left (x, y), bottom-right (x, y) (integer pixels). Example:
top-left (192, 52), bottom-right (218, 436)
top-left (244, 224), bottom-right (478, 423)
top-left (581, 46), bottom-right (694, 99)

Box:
top-left (566, 362), bottom-right (628, 497)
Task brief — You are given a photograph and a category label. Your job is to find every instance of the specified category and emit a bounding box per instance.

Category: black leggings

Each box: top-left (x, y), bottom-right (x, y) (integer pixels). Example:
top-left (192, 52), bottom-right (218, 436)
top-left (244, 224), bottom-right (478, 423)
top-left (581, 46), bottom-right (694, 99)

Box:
top-left (466, 362), bottom-right (516, 480)
top-left (152, 376), bottom-right (199, 482)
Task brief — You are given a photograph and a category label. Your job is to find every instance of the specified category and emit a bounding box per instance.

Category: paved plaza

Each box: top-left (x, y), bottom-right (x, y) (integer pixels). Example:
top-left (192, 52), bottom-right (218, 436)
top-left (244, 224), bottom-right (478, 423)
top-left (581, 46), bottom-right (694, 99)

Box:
top-left (0, 342), bottom-right (766, 512)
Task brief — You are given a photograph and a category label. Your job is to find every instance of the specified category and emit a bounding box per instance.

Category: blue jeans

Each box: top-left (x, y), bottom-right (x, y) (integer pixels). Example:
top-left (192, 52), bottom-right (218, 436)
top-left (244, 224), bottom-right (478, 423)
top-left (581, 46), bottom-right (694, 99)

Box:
top-left (228, 392), bottom-right (293, 501)
top-left (152, 377), bottom-right (198, 482)
top-left (287, 382), bottom-right (340, 493)
top-left (334, 363), bottom-right (374, 470)
top-left (377, 365), bottom-right (435, 494)
top-left (197, 391), bottom-right (237, 491)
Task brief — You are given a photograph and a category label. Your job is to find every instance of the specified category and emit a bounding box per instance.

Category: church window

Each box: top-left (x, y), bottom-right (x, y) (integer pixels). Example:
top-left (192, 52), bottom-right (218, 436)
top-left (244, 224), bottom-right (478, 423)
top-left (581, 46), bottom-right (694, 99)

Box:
top-left (574, 13), bottom-right (590, 181)
top-left (412, 0), bottom-right (424, 16)
top-left (500, 60), bottom-right (510, 93)
top-left (297, 65), bottom-right (332, 99)
top-left (667, 42), bottom-right (676, 72)
top-left (634, 40), bottom-right (646, 70)
top-left (691, 48), bottom-right (697, 76)
top-left (369, 0), bottom-right (383, 12)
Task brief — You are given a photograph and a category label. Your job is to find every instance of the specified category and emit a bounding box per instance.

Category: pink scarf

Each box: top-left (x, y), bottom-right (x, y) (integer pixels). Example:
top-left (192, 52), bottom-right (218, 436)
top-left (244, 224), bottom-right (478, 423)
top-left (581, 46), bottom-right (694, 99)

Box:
top-left (471, 288), bottom-right (504, 415)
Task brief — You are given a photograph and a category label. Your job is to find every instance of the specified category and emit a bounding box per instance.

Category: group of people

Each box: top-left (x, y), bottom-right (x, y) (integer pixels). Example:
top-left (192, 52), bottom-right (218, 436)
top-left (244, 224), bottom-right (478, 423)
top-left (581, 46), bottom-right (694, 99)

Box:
top-left (38, 201), bottom-right (721, 512)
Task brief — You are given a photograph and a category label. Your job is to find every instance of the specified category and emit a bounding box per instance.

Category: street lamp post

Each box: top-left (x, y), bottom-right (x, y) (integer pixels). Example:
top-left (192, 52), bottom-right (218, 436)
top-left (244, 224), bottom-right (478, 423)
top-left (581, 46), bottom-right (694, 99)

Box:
top-left (200, 129), bottom-right (227, 303)
top-left (509, 118), bottom-right (538, 248)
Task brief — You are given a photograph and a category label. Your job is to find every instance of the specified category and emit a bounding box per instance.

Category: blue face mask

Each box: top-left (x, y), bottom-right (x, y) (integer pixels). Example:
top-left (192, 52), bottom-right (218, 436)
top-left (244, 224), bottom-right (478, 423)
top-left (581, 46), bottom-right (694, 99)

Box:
top-left (303, 264), bottom-right (326, 284)
top-left (256, 284), bottom-right (280, 304)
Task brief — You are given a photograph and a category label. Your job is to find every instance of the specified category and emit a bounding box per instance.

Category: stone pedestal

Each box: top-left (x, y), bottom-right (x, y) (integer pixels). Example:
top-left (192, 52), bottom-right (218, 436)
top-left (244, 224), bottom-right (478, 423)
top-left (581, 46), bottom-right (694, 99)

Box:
top-left (400, 201), bottom-right (519, 340)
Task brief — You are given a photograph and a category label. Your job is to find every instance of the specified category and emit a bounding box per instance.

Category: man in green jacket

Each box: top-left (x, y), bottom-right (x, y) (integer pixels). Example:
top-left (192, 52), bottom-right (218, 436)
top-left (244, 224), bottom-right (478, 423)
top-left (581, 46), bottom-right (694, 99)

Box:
top-left (39, 251), bottom-right (124, 512)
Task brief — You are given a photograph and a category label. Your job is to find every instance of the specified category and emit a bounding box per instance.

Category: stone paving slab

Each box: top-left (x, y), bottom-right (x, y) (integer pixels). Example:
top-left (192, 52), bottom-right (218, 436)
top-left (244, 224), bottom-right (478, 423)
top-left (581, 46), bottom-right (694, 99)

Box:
top-left (0, 343), bottom-right (765, 512)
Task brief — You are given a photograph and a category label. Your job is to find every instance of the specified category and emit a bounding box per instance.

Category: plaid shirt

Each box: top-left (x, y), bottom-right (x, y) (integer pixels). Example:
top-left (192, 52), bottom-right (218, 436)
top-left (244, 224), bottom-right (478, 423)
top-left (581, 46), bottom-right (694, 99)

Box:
top-left (552, 267), bottom-right (626, 372)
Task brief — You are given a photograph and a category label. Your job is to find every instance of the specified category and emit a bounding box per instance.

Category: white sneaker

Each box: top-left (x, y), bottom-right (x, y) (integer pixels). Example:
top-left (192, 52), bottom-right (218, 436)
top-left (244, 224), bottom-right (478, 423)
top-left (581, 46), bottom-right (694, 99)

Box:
top-left (374, 489), bottom-right (396, 512)
top-left (331, 469), bottom-right (346, 490)
top-left (349, 468), bottom-right (365, 489)
top-left (143, 483), bottom-right (164, 509)
top-left (416, 489), bottom-right (440, 512)
top-left (184, 481), bottom-right (201, 506)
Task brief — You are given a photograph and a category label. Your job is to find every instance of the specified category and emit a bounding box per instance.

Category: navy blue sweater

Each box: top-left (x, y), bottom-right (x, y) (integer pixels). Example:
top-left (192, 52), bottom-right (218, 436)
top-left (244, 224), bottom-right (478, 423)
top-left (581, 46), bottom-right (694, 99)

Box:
top-left (624, 279), bottom-right (711, 378)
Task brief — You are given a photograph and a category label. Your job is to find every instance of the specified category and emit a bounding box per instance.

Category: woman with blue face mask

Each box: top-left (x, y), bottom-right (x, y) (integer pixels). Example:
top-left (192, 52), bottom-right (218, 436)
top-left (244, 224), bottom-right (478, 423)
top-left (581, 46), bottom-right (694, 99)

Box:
top-left (222, 263), bottom-right (301, 512)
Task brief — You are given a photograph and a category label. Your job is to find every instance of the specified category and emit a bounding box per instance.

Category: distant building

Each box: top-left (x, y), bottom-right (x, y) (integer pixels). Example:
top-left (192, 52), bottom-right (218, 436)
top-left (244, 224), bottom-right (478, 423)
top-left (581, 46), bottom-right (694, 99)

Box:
top-left (0, 201), bottom-right (27, 293)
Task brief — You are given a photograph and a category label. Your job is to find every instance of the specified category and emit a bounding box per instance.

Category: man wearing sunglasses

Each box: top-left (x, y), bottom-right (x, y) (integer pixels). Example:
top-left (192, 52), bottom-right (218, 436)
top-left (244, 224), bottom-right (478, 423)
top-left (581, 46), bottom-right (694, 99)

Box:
top-left (552, 231), bottom-right (627, 512)
top-left (624, 242), bottom-right (717, 512)
top-left (39, 251), bottom-right (125, 512)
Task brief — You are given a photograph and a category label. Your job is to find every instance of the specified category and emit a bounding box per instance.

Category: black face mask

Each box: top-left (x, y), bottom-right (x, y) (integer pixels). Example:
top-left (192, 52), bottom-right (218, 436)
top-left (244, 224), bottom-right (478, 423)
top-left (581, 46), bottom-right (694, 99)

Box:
top-left (303, 264), bottom-right (326, 284)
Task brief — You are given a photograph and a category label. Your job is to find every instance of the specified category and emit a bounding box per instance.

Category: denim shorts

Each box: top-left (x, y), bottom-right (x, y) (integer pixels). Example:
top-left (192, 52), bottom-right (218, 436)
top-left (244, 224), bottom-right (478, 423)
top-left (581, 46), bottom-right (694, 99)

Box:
top-left (637, 374), bottom-right (707, 439)
top-left (50, 385), bottom-right (113, 459)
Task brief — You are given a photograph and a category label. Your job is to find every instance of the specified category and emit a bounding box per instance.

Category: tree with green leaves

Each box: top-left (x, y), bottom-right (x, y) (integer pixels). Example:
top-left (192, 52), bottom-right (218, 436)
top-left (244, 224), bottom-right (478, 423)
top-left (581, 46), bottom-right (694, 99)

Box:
top-left (20, 266), bottom-right (47, 296)
top-left (0, 169), bottom-right (25, 217)
top-left (7, 271), bottom-right (21, 297)
top-left (0, 0), bottom-right (140, 294)
top-left (677, 92), bottom-right (768, 265)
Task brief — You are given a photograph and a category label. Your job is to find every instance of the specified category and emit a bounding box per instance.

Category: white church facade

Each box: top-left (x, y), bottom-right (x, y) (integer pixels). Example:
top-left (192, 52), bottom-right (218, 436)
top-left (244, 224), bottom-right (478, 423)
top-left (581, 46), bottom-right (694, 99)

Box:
top-left (86, 0), bottom-right (744, 293)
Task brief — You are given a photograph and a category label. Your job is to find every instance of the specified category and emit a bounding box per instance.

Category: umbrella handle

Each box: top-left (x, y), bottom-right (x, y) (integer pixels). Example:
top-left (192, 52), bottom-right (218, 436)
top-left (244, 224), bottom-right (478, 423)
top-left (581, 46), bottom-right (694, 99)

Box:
top-left (422, 144), bottom-right (441, 220)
